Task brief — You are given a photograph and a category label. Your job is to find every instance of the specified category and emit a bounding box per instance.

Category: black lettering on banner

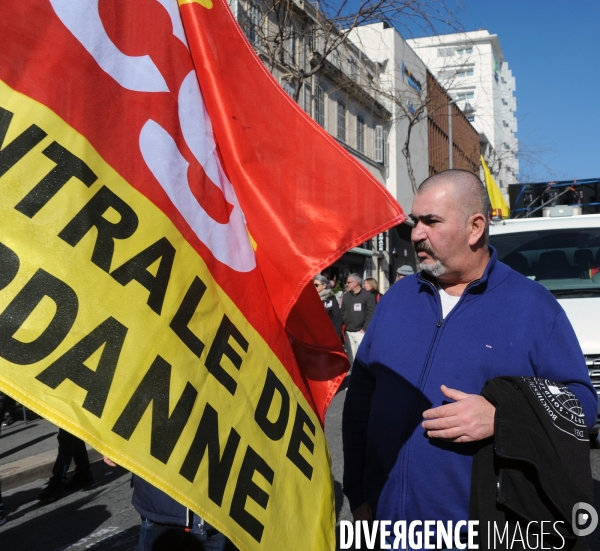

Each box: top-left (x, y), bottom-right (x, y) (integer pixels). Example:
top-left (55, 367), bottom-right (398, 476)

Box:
top-left (179, 402), bottom-right (241, 507)
top-left (0, 241), bottom-right (20, 291)
top-left (58, 185), bottom-right (139, 272)
top-left (35, 317), bottom-right (127, 418)
top-left (0, 269), bottom-right (78, 364)
top-left (230, 445), bottom-right (274, 543)
top-left (111, 237), bottom-right (175, 315)
top-left (15, 142), bottom-right (97, 218)
top-left (286, 403), bottom-right (316, 480)
top-left (0, 106), bottom-right (47, 178)
top-left (255, 368), bottom-right (290, 441)
top-left (205, 315), bottom-right (249, 396)
top-left (169, 276), bottom-right (207, 357)
top-left (112, 355), bottom-right (197, 464)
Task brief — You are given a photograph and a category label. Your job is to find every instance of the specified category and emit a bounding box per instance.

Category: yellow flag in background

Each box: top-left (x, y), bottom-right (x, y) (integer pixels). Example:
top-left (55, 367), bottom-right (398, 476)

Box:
top-left (481, 155), bottom-right (510, 218)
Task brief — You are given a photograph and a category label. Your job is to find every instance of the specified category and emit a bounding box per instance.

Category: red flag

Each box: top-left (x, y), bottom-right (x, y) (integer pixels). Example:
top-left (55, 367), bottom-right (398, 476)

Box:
top-left (179, 0), bottom-right (405, 418)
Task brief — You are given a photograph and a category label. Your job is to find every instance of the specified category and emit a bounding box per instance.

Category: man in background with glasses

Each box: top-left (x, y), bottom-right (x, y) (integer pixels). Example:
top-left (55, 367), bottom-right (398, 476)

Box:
top-left (340, 273), bottom-right (375, 367)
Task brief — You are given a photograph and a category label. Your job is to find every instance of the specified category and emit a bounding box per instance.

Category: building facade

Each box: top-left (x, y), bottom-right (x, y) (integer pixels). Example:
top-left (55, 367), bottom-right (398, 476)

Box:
top-left (231, 0), bottom-right (390, 181)
top-left (349, 22), bottom-right (430, 284)
top-left (407, 31), bottom-right (519, 194)
top-left (426, 71), bottom-right (480, 176)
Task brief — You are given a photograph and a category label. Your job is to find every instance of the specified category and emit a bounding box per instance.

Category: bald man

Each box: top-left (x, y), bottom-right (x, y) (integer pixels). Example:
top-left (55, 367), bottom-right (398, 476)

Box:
top-left (342, 170), bottom-right (597, 546)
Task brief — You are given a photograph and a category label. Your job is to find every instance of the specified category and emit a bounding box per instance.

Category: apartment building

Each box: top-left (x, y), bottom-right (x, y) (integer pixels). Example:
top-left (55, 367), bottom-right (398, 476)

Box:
top-left (408, 31), bottom-right (519, 192)
top-left (349, 23), bottom-right (428, 282)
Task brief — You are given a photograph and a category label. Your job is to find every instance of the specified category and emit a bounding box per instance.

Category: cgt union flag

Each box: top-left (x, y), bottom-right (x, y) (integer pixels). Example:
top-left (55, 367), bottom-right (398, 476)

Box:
top-left (0, 0), bottom-right (404, 549)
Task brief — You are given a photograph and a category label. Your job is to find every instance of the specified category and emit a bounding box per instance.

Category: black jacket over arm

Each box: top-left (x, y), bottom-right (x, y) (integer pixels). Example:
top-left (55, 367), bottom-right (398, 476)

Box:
top-left (470, 377), bottom-right (594, 551)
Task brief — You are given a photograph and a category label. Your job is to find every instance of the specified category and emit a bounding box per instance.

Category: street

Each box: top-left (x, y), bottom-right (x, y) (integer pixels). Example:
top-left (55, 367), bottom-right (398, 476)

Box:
top-left (1, 387), bottom-right (600, 550)
top-left (0, 388), bottom-right (350, 551)
top-left (0, 461), bottom-right (140, 550)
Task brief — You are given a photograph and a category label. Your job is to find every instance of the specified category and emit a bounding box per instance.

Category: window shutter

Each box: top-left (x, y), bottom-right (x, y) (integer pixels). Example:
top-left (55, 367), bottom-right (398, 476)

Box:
top-left (383, 130), bottom-right (389, 168)
top-left (374, 125), bottom-right (383, 163)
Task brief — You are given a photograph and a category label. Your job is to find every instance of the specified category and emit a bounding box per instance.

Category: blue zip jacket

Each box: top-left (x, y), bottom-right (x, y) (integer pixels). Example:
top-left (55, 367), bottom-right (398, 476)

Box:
top-left (342, 248), bottom-right (597, 531)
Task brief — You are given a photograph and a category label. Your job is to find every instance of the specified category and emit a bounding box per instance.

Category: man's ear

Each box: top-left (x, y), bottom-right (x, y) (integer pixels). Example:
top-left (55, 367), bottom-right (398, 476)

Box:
top-left (468, 213), bottom-right (487, 246)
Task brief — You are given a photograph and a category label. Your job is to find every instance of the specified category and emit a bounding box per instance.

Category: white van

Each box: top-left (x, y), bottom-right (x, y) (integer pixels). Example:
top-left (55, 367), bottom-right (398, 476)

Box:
top-left (489, 209), bottom-right (600, 433)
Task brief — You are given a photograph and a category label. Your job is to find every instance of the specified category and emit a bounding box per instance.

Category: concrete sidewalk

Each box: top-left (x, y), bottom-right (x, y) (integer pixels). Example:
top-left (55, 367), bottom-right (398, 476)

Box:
top-left (0, 412), bottom-right (102, 492)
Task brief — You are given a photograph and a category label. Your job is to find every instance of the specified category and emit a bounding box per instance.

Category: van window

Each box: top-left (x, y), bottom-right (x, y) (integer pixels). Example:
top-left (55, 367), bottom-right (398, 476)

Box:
top-left (490, 228), bottom-right (600, 298)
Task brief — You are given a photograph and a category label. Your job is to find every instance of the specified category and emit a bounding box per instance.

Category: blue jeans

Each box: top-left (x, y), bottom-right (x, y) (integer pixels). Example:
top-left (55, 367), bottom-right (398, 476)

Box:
top-left (139, 517), bottom-right (238, 551)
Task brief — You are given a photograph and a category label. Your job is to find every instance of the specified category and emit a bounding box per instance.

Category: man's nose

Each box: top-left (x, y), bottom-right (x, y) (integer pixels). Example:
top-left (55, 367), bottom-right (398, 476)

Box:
top-left (411, 222), bottom-right (425, 243)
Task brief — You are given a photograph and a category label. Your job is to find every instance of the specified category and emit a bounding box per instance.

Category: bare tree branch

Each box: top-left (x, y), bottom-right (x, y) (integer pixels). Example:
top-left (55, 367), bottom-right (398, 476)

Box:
top-left (238, 0), bottom-right (462, 102)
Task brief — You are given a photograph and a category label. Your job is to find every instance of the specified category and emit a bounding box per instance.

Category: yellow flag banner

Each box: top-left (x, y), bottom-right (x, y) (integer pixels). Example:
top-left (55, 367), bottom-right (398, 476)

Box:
top-left (481, 155), bottom-right (510, 218)
top-left (0, 1), bottom-right (406, 550)
top-left (0, 81), bottom-right (335, 549)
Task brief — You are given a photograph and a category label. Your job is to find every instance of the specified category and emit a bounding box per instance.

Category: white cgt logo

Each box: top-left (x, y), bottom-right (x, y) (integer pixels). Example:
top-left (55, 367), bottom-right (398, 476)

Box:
top-left (50, 0), bottom-right (256, 272)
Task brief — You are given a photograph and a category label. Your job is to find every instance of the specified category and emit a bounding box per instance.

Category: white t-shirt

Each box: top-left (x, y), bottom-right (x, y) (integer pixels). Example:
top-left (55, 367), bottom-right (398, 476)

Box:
top-left (437, 285), bottom-right (461, 319)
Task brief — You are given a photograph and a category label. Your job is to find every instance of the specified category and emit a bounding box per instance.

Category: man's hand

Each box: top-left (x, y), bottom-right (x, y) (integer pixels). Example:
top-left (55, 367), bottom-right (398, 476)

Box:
top-left (422, 385), bottom-right (495, 442)
top-left (103, 456), bottom-right (117, 467)
top-left (352, 502), bottom-right (372, 522)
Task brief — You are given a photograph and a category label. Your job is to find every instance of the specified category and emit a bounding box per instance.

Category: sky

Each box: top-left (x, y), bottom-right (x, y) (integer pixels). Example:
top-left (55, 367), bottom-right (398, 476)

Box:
top-left (426, 0), bottom-right (600, 182)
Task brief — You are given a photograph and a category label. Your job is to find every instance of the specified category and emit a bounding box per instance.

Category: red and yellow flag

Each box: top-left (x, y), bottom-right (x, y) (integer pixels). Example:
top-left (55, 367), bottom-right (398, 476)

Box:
top-left (0, 1), bottom-right (405, 549)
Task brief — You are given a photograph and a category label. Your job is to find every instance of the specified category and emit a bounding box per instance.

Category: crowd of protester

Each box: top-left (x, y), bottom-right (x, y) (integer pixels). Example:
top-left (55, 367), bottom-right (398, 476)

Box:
top-left (313, 266), bottom-right (414, 367)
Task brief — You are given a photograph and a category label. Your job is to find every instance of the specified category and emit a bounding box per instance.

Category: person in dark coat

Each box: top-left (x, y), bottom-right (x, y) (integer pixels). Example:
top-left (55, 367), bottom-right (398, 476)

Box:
top-left (0, 392), bottom-right (8, 526)
top-left (395, 264), bottom-right (414, 282)
top-left (314, 275), bottom-right (343, 342)
top-left (340, 273), bottom-right (376, 366)
top-left (0, 392), bottom-right (16, 427)
top-left (38, 428), bottom-right (93, 502)
top-left (131, 474), bottom-right (238, 551)
top-left (102, 457), bottom-right (238, 551)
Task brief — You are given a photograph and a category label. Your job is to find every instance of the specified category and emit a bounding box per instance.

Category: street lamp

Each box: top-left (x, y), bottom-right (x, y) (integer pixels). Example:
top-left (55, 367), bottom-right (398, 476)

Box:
top-left (448, 99), bottom-right (475, 169)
